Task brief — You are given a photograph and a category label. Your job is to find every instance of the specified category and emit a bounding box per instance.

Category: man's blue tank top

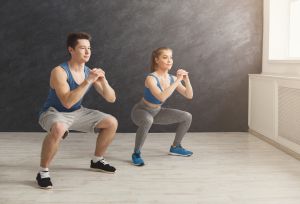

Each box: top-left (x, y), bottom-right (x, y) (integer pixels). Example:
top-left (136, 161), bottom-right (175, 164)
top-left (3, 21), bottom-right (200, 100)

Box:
top-left (40, 62), bottom-right (90, 114)
top-left (144, 73), bottom-right (174, 104)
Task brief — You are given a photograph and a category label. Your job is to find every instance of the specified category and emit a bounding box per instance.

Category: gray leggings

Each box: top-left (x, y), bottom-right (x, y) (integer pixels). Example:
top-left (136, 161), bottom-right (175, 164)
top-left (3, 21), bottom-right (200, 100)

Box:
top-left (131, 100), bottom-right (192, 151)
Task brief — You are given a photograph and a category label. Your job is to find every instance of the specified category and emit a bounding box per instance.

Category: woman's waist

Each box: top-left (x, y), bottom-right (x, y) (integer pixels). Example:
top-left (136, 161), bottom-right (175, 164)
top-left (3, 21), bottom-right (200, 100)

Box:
top-left (141, 98), bottom-right (161, 109)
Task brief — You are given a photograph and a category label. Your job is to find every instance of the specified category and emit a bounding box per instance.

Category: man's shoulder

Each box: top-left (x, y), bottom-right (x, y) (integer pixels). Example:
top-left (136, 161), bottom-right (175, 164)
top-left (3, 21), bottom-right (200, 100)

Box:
top-left (52, 62), bottom-right (68, 71)
top-left (51, 66), bottom-right (67, 78)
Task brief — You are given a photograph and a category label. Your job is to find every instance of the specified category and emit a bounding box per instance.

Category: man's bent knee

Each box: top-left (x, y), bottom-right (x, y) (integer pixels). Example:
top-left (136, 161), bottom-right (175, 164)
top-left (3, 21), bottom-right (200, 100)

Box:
top-left (109, 116), bottom-right (118, 130)
top-left (106, 116), bottom-right (118, 130)
top-left (50, 122), bottom-right (68, 140)
top-left (96, 116), bottom-right (118, 131)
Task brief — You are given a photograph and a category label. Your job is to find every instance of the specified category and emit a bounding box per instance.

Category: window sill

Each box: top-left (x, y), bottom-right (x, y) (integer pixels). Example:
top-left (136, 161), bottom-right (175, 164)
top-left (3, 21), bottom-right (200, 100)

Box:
top-left (268, 59), bottom-right (300, 64)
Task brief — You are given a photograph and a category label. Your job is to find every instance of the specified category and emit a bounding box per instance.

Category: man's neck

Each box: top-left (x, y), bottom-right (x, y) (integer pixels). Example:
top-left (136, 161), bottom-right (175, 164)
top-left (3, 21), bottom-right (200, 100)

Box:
top-left (68, 59), bottom-right (85, 72)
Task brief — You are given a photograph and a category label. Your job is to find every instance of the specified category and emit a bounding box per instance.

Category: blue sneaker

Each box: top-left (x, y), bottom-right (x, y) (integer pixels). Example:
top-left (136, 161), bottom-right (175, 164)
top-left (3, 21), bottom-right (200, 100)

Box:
top-left (132, 150), bottom-right (145, 166)
top-left (169, 145), bottom-right (193, 157)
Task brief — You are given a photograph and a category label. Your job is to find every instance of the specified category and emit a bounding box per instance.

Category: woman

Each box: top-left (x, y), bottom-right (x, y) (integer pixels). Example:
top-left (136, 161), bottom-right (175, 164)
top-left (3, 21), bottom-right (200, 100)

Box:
top-left (131, 47), bottom-right (193, 166)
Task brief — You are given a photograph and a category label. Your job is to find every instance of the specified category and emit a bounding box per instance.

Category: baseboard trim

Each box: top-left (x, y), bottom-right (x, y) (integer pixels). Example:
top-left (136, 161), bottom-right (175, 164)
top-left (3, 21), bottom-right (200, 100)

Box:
top-left (249, 129), bottom-right (300, 160)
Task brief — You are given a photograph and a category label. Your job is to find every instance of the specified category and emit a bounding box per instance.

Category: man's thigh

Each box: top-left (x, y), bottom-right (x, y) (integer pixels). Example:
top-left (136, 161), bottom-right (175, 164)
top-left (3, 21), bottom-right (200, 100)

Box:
top-left (70, 107), bottom-right (111, 133)
top-left (38, 107), bottom-right (74, 133)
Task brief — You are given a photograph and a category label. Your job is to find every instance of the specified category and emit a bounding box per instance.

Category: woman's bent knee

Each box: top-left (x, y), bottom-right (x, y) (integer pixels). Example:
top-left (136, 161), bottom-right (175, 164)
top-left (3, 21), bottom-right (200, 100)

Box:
top-left (184, 112), bottom-right (192, 122)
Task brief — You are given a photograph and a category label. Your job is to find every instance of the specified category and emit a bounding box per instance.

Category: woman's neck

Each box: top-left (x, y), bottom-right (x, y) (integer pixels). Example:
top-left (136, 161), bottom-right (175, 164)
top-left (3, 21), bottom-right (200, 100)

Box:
top-left (154, 69), bottom-right (168, 79)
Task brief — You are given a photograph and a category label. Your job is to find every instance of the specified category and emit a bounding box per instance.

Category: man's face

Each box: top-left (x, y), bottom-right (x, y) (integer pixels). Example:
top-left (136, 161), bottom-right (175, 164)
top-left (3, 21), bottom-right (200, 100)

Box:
top-left (69, 39), bottom-right (91, 63)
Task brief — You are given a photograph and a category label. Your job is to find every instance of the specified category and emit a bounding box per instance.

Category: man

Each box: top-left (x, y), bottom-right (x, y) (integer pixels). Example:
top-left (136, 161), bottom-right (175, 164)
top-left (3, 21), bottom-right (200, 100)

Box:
top-left (36, 32), bottom-right (118, 189)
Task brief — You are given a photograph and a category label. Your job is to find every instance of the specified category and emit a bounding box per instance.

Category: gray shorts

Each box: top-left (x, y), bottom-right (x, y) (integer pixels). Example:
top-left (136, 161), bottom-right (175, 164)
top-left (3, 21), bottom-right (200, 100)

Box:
top-left (38, 106), bottom-right (111, 136)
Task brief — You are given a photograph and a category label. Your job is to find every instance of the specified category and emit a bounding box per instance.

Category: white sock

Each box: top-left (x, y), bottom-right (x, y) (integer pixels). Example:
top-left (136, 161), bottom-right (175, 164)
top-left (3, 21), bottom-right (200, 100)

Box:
top-left (39, 167), bottom-right (49, 172)
top-left (39, 167), bottom-right (50, 178)
top-left (92, 156), bottom-right (104, 163)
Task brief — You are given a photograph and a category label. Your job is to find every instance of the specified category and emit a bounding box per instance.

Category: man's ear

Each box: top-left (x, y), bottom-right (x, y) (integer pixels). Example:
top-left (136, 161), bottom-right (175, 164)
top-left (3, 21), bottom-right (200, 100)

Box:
top-left (68, 46), bottom-right (73, 55)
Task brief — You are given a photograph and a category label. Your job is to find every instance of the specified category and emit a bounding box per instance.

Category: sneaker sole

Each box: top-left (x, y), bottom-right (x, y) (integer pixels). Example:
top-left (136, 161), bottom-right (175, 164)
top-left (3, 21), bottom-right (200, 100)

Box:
top-left (36, 181), bottom-right (53, 189)
top-left (168, 152), bottom-right (192, 157)
top-left (132, 162), bottom-right (145, 166)
top-left (90, 167), bottom-right (116, 174)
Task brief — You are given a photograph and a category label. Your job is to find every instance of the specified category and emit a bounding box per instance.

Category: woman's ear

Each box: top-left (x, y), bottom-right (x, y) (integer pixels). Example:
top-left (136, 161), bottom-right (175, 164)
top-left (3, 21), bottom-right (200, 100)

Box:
top-left (155, 57), bottom-right (159, 64)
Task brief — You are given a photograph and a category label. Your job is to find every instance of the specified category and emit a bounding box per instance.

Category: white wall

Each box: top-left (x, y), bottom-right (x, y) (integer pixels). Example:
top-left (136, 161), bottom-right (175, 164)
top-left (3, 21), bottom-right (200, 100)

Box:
top-left (249, 0), bottom-right (300, 156)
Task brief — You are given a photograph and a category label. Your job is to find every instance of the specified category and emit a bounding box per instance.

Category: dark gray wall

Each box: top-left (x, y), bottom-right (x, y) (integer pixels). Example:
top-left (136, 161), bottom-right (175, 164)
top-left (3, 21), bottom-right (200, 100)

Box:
top-left (0, 0), bottom-right (262, 132)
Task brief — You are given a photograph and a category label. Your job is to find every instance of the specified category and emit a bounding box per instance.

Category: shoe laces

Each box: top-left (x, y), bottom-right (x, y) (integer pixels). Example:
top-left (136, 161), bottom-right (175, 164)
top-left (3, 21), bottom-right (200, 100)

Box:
top-left (133, 151), bottom-right (141, 158)
top-left (100, 159), bottom-right (109, 165)
top-left (174, 144), bottom-right (184, 149)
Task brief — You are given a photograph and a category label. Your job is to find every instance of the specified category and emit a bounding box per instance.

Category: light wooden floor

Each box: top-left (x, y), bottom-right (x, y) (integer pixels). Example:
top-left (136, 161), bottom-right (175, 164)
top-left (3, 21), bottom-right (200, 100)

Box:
top-left (0, 132), bottom-right (300, 204)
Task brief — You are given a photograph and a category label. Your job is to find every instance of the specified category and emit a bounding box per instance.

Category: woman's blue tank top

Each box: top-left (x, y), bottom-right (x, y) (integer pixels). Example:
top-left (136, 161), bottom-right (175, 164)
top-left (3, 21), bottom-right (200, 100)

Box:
top-left (144, 73), bottom-right (174, 104)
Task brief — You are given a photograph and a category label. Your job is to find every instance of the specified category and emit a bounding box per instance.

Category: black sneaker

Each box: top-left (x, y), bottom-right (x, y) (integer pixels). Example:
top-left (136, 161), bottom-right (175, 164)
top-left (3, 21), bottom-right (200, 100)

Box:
top-left (90, 159), bottom-right (116, 173)
top-left (36, 172), bottom-right (53, 189)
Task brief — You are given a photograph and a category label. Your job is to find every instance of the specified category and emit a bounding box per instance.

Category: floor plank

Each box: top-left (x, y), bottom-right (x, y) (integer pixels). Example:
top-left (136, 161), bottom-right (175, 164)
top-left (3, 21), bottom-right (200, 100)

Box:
top-left (0, 132), bottom-right (300, 204)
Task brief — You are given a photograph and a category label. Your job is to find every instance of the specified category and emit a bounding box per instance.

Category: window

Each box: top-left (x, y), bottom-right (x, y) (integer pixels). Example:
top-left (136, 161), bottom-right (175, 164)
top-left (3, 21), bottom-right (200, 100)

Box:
top-left (289, 0), bottom-right (300, 58)
top-left (269, 0), bottom-right (300, 60)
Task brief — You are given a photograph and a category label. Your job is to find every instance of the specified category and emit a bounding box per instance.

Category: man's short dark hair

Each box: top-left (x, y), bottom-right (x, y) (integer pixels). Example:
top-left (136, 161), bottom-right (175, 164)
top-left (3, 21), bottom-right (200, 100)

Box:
top-left (67, 32), bottom-right (91, 49)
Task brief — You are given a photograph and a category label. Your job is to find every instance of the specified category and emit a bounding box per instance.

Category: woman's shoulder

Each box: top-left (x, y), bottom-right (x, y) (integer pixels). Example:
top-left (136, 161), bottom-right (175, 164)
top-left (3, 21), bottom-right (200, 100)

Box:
top-left (169, 74), bottom-right (176, 79)
top-left (146, 72), bottom-right (157, 79)
top-left (147, 72), bottom-right (156, 76)
top-left (145, 73), bottom-right (159, 85)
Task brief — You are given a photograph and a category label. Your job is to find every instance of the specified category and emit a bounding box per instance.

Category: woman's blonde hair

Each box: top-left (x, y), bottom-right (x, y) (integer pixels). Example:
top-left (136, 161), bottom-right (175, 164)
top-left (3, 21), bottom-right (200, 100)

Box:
top-left (150, 47), bottom-right (172, 72)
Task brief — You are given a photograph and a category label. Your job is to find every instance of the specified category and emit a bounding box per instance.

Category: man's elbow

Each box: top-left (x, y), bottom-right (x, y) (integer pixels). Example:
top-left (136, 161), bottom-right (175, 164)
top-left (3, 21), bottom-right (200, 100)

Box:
top-left (106, 96), bottom-right (116, 103)
top-left (186, 95), bottom-right (193, 100)
top-left (62, 101), bottom-right (73, 109)
top-left (60, 98), bottom-right (74, 109)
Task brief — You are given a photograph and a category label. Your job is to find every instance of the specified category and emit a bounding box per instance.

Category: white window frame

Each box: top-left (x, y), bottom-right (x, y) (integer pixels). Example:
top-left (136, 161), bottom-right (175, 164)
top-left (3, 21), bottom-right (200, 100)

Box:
top-left (289, 0), bottom-right (300, 58)
top-left (268, 0), bottom-right (300, 63)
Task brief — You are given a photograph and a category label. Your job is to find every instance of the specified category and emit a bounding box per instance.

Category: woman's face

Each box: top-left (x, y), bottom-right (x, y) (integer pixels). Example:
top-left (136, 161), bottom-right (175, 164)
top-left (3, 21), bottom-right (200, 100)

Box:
top-left (155, 49), bottom-right (173, 71)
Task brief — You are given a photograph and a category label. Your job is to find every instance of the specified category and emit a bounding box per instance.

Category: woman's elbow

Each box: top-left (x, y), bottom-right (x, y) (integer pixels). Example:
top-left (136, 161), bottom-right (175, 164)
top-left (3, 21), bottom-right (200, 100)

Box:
top-left (157, 96), bottom-right (166, 103)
